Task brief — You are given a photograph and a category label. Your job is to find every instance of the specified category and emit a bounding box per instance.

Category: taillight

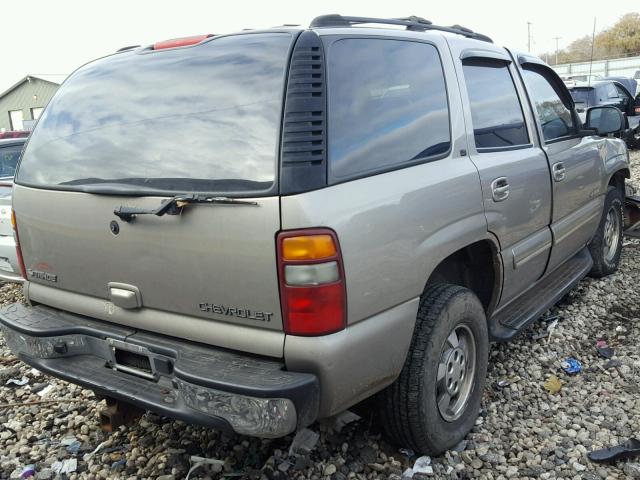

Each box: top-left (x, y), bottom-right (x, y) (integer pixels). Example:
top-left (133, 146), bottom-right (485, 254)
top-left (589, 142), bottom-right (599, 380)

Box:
top-left (277, 229), bottom-right (346, 336)
top-left (11, 211), bottom-right (27, 279)
top-left (153, 34), bottom-right (213, 50)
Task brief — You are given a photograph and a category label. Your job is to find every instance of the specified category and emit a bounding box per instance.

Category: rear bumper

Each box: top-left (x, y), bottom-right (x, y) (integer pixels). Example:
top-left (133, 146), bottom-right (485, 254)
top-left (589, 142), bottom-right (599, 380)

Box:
top-left (0, 235), bottom-right (22, 283)
top-left (0, 303), bottom-right (319, 438)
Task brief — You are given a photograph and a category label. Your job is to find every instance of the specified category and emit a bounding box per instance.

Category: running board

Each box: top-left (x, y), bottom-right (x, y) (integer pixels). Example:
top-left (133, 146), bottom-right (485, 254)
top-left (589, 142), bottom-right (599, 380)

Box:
top-left (489, 248), bottom-right (593, 342)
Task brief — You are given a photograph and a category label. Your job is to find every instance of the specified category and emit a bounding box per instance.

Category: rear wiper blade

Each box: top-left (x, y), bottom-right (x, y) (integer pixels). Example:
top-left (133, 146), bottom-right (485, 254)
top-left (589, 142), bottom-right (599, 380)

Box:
top-left (113, 194), bottom-right (258, 222)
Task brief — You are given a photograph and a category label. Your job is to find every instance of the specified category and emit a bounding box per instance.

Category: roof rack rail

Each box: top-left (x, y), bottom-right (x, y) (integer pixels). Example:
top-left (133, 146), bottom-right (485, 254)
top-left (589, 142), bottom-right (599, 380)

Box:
top-left (116, 45), bottom-right (140, 53)
top-left (309, 14), bottom-right (493, 43)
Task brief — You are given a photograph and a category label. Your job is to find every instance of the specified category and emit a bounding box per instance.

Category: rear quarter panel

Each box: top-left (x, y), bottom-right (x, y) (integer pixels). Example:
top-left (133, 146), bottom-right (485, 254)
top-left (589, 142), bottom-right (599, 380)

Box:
top-left (280, 160), bottom-right (489, 324)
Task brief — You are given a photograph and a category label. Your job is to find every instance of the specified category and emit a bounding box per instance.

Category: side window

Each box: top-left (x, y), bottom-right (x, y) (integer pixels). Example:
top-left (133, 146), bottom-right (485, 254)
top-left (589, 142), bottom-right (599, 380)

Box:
top-left (462, 59), bottom-right (529, 150)
top-left (521, 67), bottom-right (576, 142)
top-left (327, 39), bottom-right (450, 180)
top-left (605, 83), bottom-right (619, 99)
top-left (613, 83), bottom-right (629, 99)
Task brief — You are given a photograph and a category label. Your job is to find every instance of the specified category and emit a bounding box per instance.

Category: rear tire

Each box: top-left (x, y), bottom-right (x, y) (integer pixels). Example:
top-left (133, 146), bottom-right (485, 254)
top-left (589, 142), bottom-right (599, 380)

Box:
top-left (589, 186), bottom-right (624, 278)
top-left (377, 284), bottom-right (488, 455)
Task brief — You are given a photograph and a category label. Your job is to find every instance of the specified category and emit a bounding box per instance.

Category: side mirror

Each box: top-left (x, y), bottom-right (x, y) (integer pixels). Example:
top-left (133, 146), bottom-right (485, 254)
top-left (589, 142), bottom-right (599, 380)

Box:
top-left (584, 106), bottom-right (625, 136)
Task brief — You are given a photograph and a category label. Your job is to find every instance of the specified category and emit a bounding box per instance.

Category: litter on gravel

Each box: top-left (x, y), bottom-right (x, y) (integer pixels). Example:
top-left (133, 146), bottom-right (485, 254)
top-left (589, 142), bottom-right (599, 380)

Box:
top-left (402, 455), bottom-right (433, 478)
top-left (51, 459), bottom-right (77, 474)
top-left (543, 375), bottom-right (563, 394)
top-left (588, 438), bottom-right (640, 463)
top-left (324, 409), bottom-right (361, 432)
top-left (5, 376), bottom-right (29, 386)
top-left (19, 465), bottom-right (35, 478)
top-left (35, 384), bottom-right (54, 397)
top-left (289, 427), bottom-right (319, 456)
top-left (185, 455), bottom-right (225, 480)
top-left (561, 358), bottom-right (582, 374)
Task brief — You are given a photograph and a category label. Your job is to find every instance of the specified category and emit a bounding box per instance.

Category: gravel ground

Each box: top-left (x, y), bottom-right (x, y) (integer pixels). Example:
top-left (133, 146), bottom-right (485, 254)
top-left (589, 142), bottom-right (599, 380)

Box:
top-left (0, 151), bottom-right (639, 480)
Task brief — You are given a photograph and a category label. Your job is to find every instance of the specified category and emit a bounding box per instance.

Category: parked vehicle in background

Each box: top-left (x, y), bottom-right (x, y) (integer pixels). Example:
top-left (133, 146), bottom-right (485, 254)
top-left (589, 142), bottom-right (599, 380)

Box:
top-left (0, 15), bottom-right (631, 455)
top-left (569, 80), bottom-right (637, 117)
top-left (0, 137), bottom-right (26, 282)
top-left (561, 73), bottom-right (602, 87)
top-left (601, 76), bottom-right (638, 98)
top-left (569, 80), bottom-right (640, 148)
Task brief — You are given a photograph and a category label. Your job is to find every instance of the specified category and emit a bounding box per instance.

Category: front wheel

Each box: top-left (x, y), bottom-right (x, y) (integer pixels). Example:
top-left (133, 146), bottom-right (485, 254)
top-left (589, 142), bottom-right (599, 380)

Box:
top-left (589, 186), bottom-right (624, 278)
top-left (377, 284), bottom-right (488, 455)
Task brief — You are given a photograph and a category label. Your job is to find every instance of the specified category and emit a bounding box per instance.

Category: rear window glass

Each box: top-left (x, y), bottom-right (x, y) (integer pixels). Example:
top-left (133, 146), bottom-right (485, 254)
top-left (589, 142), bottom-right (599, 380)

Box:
top-left (327, 39), bottom-right (450, 180)
top-left (462, 59), bottom-right (529, 149)
top-left (0, 144), bottom-right (23, 177)
top-left (570, 88), bottom-right (593, 105)
top-left (17, 33), bottom-right (293, 194)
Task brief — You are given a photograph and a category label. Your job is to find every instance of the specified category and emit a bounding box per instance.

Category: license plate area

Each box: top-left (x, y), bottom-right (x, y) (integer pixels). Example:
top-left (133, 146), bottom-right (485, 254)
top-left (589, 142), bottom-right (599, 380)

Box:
top-left (107, 338), bottom-right (160, 381)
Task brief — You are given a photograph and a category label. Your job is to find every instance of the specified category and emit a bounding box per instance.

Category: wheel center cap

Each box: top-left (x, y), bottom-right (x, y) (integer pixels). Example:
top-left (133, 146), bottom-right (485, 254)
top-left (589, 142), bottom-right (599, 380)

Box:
top-left (444, 347), bottom-right (466, 396)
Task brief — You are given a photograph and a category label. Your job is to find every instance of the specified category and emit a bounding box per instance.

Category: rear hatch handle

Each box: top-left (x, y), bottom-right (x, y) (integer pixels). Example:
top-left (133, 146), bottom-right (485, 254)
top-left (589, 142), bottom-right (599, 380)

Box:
top-left (114, 194), bottom-right (258, 222)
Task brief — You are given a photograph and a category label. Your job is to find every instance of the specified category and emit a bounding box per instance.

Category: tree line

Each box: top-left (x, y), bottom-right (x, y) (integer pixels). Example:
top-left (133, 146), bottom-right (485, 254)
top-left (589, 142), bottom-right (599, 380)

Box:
top-left (541, 13), bottom-right (640, 65)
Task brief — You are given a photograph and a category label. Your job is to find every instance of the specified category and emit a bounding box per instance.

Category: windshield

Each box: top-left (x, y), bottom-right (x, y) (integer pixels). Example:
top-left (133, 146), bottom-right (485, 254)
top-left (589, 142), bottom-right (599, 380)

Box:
top-left (16, 33), bottom-right (293, 194)
top-left (0, 143), bottom-right (24, 178)
top-left (569, 88), bottom-right (593, 106)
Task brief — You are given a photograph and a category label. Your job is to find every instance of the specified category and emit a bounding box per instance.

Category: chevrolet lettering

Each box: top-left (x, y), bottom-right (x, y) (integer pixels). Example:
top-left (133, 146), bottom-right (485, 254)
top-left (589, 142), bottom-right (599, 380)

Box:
top-left (198, 303), bottom-right (273, 322)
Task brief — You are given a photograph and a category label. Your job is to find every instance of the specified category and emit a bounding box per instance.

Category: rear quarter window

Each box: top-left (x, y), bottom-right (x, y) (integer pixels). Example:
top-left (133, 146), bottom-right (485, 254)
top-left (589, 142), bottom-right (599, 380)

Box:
top-left (327, 38), bottom-right (450, 180)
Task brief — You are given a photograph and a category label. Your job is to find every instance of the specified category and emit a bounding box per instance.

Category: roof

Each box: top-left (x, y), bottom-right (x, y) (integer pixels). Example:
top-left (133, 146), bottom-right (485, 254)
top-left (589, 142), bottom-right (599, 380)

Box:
top-left (0, 137), bottom-right (27, 147)
top-left (0, 74), bottom-right (67, 100)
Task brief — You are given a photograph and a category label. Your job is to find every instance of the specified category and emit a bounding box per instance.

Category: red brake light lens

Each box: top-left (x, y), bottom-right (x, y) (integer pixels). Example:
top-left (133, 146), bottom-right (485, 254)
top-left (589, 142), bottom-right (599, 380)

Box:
top-left (153, 34), bottom-right (213, 50)
top-left (277, 229), bottom-right (346, 336)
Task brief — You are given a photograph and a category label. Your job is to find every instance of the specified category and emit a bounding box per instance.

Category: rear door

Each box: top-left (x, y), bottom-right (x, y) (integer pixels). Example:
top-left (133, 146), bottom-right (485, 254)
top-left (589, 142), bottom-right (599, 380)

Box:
top-left (449, 42), bottom-right (552, 306)
top-left (13, 32), bottom-right (296, 357)
top-left (515, 58), bottom-right (604, 272)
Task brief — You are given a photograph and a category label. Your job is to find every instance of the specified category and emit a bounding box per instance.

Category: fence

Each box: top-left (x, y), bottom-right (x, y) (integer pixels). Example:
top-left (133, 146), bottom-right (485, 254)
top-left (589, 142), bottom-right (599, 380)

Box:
top-left (551, 55), bottom-right (640, 79)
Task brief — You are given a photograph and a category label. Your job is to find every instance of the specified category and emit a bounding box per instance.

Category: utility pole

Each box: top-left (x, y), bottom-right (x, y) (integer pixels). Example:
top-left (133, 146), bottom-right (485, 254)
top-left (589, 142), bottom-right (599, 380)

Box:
top-left (588, 18), bottom-right (596, 86)
top-left (553, 36), bottom-right (561, 65)
top-left (527, 22), bottom-right (532, 52)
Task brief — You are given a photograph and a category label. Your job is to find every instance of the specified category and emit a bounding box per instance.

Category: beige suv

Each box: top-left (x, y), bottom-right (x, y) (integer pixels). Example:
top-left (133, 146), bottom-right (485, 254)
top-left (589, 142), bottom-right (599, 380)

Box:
top-left (0, 15), bottom-right (630, 454)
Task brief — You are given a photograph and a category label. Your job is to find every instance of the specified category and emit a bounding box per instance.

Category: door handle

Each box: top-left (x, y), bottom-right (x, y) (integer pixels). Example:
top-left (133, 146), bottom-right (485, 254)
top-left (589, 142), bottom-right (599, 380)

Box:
top-left (552, 162), bottom-right (566, 182)
top-left (491, 177), bottom-right (509, 202)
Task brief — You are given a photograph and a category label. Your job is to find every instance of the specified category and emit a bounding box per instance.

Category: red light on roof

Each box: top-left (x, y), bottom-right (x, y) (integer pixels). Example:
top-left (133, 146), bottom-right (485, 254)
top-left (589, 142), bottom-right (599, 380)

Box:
top-left (153, 34), bottom-right (214, 50)
top-left (0, 131), bottom-right (29, 139)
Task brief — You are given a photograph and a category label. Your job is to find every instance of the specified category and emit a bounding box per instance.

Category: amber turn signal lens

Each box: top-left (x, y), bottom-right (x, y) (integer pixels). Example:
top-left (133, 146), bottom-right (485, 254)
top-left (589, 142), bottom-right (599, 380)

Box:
top-left (281, 235), bottom-right (337, 260)
top-left (10, 210), bottom-right (16, 229)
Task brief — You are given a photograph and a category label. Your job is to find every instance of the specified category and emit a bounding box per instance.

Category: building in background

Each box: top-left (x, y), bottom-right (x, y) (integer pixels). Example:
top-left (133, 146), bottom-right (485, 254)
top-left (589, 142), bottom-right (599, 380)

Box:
top-left (0, 74), bottom-right (66, 132)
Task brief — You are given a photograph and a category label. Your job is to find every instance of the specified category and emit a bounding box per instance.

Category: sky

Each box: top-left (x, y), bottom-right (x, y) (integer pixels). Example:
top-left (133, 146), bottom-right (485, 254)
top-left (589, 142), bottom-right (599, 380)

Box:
top-left (1, 0), bottom-right (637, 94)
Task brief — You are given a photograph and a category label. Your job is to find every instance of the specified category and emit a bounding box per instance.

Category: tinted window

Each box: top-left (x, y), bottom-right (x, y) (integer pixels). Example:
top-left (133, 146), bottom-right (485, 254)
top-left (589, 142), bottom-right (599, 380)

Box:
top-left (328, 39), bottom-right (450, 179)
top-left (522, 68), bottom-right (575, 141)
top-left (604, 83), bottom-right (618, 99)
top-left (0, 144), bottom-right (23, 177)
top-left (462, 60), bottom-right (529, 149)
top-left (614, 84), bottom-right (630, 99)
top-left (17, 33), bottom-right (293, 194)
top-left (570, 88), bottom-right (594, 106)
